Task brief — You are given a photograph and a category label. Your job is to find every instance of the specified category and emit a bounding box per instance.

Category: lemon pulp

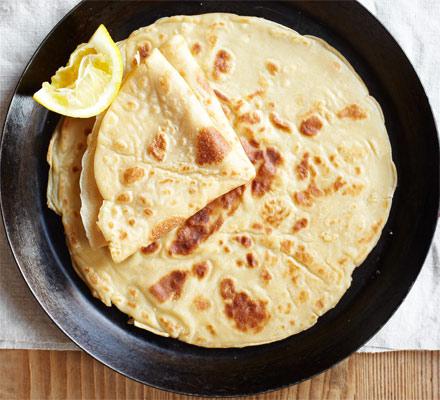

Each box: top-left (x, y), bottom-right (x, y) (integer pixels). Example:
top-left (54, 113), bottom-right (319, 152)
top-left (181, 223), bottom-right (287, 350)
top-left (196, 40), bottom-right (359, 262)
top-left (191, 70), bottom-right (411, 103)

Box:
top-left (33, 25), bottom-right (123, 118)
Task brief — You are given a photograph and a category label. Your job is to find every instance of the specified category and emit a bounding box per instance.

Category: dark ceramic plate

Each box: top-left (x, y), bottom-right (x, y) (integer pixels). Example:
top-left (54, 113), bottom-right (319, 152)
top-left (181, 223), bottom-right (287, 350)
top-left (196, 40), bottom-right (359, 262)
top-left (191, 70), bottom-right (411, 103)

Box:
top-left (1, 0), bottom-right (438, 397)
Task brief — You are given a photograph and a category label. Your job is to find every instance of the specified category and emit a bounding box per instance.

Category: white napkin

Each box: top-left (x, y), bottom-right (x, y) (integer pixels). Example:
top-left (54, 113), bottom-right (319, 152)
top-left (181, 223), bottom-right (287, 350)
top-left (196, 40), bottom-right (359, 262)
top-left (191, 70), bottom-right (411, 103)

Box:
top-left (0, 0), bottom-right (438, 352)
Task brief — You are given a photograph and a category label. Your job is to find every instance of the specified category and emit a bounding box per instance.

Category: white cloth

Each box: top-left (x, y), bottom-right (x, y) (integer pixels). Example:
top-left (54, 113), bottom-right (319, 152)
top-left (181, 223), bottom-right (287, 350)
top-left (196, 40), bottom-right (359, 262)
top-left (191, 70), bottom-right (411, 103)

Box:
top-left (0, 0), bottom-right (438, 352)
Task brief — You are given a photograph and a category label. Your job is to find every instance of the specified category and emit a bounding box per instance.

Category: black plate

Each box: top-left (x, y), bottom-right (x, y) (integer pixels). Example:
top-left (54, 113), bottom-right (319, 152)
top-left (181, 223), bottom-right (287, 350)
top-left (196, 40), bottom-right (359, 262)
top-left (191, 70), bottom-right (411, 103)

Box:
top-left (1, 0), bottom-right (438, 397)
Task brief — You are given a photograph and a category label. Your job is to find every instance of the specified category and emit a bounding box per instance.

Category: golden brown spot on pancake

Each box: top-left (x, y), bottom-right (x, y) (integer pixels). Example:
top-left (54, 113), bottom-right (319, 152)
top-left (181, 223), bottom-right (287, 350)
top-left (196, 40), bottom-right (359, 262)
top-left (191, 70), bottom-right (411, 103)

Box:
top-left (113, 139), bottom-right (128, 153)
top-left (300, 116), bottom-right (323, 136)
top-left (138, 41), bottom-right (152, 61)
top-left (260, 269), bottom-right (272, 283)
top-left (196, 127), bottom-right (230, 165)
top-left (246, 89), bottom-right (265, 100)
top-left (333, 176), bottom-right (346, 191)
top-left (242, 139), bottom-right (283, 198)
top-left (293, 181), bottom-right (323, 207)
top-left (127, 301), bottom-right (137, 308)
top-left (158, 73), bottom-right (170, 94)
top-left (291, 275), bottom-right (300, 286)
top-left (124, 100), bottom-right (138, 111)
top-left (296, 152), bottom-right (310, 181)
top-left (298, 290), bottom-right (308, 303)
top-left (294, 245), bottom-right (313, 267)
top-left (262, 198), bottom-right (291, 227)
top-left (236, 260), bottom-right (244, 267)
top-left (285, 303), bottom-right (292, 314)
top-left (193, 295), bottom-right (210, 311)
top-left (358, 220), bottom-right (383, 244)
top-left (342, 183), bottom-right (365, 196)
top-left (159, 178), bottom-right (174, 184)
top-left (148, 132), bottom-right (167, 162)
top-left (234, 235), bottom-right (252, 248)
top-left (269, 112), bottom-right (291, 132)
top-left (141, 311), bottom-right (149, 321)
top-left (151, 217), bottom-right (185, 241)
top-left (266, 60), bottom-right (279, 75)
top-left (170, 187), bottom-right (244, 255)
top-left (281, 239), bottom-right (294, 255)
top-left (208, 34), bottom-right (218, 48)
top-left (108, 222), bottom-right (114, 229)
top-left (238, 111), bottom-right (261, 124)
top-left (292, 218), bottom-right (308, 233)
top-left (128, 218), bottom-right (135, 226)
top-left (116, 192), bottom-right (132, 204)
top-left (141, 241), bottom-right (159, 255)
top-left (206, 324), bottom-right (216, 336)
top-left (214, 89), bottom-right (231, 104)
top-left (119, 231), bottom-right (127, 240)
top-left (213, 49), bottom-right (232, 79)
top-left (337, 104), bottom-right (367, 120)
top-left (149, 270), bottom-right (188, 303)
top-left (338, 257), bottom-right (348, 266)
top-left (337, 144), bottom-right (367, 164)
top-left (192, 262), bottom-right (208, 279)
top-left (246, 253), bottom-right (258, 268)
top-left (220, 279), bottom-right (269, 333)
top-left (224, 246), bottom-right (231, 254)
top-left (159, 317), bottom-right (177, 336)
top-left (143, 208), bottom-right (153, 217)
top-left (314, 156), bottom-right (322, 165)
top-left (123, 167), bottom-right (144, 185)
top-left (355, 166), bottom-right (362, 175)
top-left (252, 222), bottom-right (264, 231)
top-left (191, 42), bottom-right (202, 55)
top-left (316, 299), bottom-right (325, 310)
top-left (233, 99), bottom-right (245, 112)
top-left (240, 138), bottom-right (261, 160)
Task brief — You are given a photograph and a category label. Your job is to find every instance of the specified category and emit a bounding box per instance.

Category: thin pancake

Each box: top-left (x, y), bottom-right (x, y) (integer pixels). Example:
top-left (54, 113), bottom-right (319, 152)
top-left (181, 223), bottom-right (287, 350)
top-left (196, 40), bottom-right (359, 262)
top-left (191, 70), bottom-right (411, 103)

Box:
top-left (93, 48), bottom-right (255, 262)
top-left (48, 14), bottom-right (396, 347)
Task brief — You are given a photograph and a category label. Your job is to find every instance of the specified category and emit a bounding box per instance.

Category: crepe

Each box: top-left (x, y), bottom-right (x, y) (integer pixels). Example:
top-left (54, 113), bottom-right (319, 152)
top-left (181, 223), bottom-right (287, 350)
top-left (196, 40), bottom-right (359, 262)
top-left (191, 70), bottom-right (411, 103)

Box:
top-left (93, 48), bottom-right (255, 262)
top-left (79, 115), bottom-right (107, 248)
top-left (48, 14), bottom-right (396, 347)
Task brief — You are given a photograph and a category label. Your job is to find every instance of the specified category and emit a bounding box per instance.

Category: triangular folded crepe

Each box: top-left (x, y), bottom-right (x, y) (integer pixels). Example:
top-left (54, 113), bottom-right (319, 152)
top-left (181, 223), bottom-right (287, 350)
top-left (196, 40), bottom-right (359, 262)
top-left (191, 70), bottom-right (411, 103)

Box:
top-left (160, 35), bottom-right (236, 139)
top-left (93, 48), bottom-right (255, 262)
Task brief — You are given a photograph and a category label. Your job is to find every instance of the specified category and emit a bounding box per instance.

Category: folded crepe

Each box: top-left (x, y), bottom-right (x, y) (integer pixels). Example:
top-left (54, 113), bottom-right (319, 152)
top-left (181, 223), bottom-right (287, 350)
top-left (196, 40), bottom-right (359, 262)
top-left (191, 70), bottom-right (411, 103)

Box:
top-left (79, 115), bottom-right (106, 248)
top-left (93, 48), bottom-right (255, 262)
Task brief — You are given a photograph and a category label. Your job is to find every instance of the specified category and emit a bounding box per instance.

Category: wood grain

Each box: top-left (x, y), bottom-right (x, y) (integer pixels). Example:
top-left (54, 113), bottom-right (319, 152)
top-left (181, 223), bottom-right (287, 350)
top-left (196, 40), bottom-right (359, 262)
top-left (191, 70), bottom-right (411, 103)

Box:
top-left (0, 350), bottom-right (438, 400)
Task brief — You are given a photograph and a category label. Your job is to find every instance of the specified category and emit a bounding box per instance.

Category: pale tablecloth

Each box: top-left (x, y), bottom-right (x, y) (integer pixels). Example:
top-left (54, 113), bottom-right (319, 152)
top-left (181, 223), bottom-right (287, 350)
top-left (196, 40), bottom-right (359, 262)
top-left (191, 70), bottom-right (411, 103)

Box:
top-left (0, 0), bottom-right (438, 352)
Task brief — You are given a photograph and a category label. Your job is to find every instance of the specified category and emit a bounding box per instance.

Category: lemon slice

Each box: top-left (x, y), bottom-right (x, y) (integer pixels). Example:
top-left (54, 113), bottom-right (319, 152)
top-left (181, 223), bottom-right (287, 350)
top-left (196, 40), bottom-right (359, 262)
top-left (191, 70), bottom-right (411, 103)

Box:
top-left (33, 25), bottom-right (123, 118)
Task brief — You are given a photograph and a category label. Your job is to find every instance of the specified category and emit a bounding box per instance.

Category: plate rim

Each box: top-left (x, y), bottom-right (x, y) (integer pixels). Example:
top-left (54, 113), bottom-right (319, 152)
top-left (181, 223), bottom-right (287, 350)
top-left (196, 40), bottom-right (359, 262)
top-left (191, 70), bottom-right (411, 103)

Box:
top-left (1, 0), bottom-right (439, 396)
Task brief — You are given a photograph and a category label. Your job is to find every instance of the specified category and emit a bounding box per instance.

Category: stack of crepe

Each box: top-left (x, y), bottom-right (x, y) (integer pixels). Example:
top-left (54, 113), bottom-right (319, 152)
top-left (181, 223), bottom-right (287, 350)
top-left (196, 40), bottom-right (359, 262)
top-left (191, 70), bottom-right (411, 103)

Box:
top-left (47, 14), bottom-right (396, 348)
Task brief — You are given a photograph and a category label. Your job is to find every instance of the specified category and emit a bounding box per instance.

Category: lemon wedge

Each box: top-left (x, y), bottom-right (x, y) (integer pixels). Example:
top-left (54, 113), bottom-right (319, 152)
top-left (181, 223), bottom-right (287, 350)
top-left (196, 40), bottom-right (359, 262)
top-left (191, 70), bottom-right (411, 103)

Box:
top-left (33, 25), bottom-right (123, 118)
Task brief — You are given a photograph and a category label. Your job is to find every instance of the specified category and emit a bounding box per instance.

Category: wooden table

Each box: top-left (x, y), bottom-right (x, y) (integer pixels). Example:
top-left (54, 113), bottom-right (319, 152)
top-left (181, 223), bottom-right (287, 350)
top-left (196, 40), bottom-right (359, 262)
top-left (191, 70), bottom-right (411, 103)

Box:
top-left (0, 350), bottom-right (438, 399)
